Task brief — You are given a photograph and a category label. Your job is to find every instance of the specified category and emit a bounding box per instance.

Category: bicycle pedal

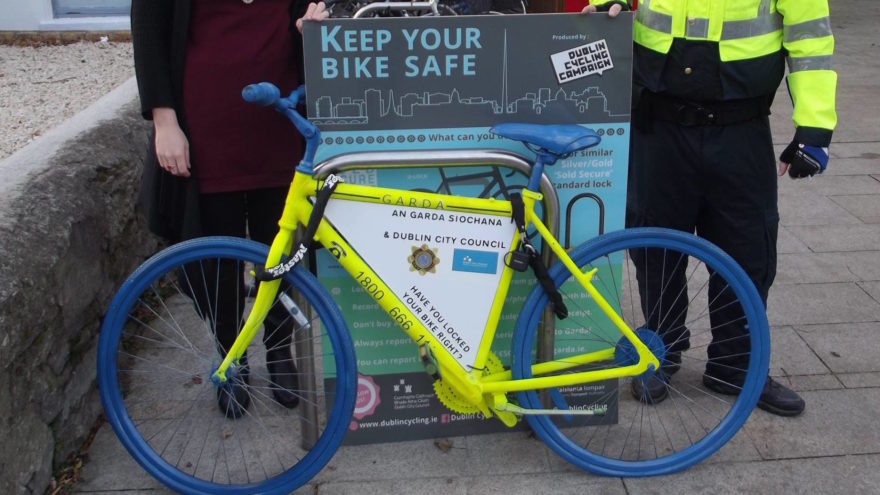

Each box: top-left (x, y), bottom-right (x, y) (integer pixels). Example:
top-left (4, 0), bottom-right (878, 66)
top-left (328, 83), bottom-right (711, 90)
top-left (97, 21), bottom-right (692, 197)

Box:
top-left (487, 394), bottom-right (520, 427)
top-left (493, 408), bottom-right (518, 427)
top-left (419, 345), bottom-right (441, 381)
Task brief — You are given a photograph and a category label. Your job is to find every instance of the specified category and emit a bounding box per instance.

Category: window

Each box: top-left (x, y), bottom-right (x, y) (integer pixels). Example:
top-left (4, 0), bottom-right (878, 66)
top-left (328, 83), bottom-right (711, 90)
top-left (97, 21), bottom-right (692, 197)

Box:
top-left (53, 0), bottom-right (131, 17)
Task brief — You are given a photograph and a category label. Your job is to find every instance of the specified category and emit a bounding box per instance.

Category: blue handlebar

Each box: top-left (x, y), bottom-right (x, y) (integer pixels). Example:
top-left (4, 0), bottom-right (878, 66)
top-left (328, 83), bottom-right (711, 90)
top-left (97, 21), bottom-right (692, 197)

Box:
top-left (242, 83), bottom-right (319, 173)
top-left (242, 82), bottom-right (281, 107)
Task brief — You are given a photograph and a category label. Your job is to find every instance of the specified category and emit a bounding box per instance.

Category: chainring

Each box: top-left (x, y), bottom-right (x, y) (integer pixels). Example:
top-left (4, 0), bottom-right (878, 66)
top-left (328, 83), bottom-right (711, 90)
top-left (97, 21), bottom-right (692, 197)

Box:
top-left (433, 352), bottom-right (504, 414)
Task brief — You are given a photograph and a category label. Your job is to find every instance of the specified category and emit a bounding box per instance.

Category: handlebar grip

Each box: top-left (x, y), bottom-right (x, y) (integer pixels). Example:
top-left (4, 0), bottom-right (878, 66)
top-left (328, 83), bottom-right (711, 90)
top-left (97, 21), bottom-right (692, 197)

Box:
top-left (242, 82), bottom-right (281, 107)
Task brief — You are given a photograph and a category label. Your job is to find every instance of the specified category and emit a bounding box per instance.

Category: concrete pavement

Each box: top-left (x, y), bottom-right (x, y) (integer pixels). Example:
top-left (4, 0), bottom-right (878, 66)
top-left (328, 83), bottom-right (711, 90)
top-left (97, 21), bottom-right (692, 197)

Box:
top-left (74, 0), bottom-right (880, 493)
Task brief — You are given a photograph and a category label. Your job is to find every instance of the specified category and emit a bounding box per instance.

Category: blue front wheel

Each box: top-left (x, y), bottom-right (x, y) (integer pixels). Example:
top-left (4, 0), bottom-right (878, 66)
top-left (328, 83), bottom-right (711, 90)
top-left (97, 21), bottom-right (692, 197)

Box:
top-left (97, 237), bottom-right (356, 494)
top-left (512, 228), bottom-right (770, 476)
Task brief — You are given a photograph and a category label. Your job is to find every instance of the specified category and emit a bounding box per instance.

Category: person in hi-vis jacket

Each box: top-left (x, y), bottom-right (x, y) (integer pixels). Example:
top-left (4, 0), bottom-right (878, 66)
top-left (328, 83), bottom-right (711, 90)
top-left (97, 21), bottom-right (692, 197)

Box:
top-left (583, 0), bottom-right (837, 416)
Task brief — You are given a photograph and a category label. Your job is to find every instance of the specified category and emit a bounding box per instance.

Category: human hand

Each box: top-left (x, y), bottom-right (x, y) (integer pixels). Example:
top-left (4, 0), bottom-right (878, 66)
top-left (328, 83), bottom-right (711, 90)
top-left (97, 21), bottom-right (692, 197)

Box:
top-left (581, 2), bottom-right (624, 16)
top-left (778, 139), bottom-right (829, 179)
top-left (296, 2), bottom-right (329, 34)
top-left (152, 108), bottom-right (191, 178)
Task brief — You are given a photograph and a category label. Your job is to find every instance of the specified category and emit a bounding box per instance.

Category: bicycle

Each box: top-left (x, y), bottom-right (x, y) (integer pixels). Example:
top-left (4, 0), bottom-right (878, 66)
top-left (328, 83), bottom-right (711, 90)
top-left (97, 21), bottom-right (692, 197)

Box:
top-left (97, 82), bottom-right (770, 494)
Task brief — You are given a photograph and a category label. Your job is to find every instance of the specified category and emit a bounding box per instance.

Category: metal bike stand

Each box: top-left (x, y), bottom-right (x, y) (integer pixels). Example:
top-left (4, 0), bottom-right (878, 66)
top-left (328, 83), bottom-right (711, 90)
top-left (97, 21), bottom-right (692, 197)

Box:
top-left (353, 0), bottom-right (439, 17)
top-left (292, 282), bottom-right (321, 450)
top-left (292, 149), bottom-right (561, 443)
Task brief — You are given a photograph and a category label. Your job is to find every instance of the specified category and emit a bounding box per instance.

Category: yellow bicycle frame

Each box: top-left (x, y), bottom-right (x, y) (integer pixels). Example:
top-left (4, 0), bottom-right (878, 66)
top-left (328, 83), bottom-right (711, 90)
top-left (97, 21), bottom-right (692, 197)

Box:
top-left (212, 169), bottom-right (660, 419)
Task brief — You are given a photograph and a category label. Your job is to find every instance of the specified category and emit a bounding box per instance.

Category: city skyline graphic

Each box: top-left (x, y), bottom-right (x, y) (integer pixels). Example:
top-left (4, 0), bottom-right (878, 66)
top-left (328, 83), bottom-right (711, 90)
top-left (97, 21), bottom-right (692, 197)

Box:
top-left (310, 30), bottom-right (629, 129)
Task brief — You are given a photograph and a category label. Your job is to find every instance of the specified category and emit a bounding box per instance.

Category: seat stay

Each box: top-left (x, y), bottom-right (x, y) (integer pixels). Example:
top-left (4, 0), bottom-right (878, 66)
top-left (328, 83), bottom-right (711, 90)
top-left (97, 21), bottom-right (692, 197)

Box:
top-left (490, 123), bottom-right (601, 158)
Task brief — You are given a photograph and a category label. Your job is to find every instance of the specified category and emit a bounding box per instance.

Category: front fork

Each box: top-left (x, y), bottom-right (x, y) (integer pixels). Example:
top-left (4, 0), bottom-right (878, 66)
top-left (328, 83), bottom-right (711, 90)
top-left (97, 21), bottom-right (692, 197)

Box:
top-left (211, 229), bottom-right (295, 385)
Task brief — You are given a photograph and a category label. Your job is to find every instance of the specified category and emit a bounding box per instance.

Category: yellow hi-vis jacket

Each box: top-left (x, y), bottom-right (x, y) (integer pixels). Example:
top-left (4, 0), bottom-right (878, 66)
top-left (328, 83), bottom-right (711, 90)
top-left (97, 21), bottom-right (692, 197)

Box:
top-left (591, 0), bottom-right (837, 143)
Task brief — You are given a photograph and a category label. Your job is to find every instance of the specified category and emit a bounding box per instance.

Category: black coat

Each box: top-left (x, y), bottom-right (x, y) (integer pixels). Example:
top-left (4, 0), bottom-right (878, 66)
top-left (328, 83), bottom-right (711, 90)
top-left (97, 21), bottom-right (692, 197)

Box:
top-left (130, 0), bottom-right (308, 241)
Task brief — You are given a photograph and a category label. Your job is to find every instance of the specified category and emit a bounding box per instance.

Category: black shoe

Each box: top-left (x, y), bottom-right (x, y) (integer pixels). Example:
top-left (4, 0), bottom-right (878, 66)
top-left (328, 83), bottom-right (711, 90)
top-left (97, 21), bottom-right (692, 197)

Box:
top-left (631, 373), bottom-right (669, 404)
top-left (217, 359), bottom-right (250, 419)
top-left (266, 348), bottom-right (300, 409)
top-left (702, 374), bottom-right (805, 417)
top-left (661, 351), bottom-right (681, 376)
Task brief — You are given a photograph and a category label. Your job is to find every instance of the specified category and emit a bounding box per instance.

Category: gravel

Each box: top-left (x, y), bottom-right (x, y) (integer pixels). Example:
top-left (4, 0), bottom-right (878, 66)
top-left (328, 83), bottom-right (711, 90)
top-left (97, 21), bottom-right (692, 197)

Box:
top-left (0, 39), bottom-right (135, 161)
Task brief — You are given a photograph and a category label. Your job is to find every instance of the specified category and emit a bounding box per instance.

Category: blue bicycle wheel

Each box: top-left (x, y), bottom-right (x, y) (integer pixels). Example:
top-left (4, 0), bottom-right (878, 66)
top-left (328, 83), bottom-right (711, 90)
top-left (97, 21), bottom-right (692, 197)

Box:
top-left (98, 237), bottom-right (356, 494)
top-left (511, 227), bottom-right (770, 476)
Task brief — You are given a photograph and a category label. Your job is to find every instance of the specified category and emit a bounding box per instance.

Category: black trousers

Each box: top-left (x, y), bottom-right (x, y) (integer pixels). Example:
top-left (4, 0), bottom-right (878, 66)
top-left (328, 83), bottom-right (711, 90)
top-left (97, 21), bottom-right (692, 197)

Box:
top-left (626, 110), bottom-right (778, 379)
top-left (183, 187), bottom-right (293, 354)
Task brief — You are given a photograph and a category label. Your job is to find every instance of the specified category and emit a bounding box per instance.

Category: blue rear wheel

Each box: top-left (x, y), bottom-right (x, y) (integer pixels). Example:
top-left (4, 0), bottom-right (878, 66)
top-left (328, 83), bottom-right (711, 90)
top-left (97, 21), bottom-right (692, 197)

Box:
top-left (512, 228), bottom-right (769, 476)
top-left (98, 237), bottom-right (356, 494)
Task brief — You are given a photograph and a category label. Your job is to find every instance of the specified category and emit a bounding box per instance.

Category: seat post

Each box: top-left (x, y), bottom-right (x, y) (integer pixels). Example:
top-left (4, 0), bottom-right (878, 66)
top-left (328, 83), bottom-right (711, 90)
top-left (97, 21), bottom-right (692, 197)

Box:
top-left (527, 151), bottom-right (557, 192)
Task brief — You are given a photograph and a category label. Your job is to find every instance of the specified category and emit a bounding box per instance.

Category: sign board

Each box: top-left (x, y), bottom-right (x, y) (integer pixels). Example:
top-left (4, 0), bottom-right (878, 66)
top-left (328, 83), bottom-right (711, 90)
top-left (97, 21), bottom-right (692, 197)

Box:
top-left (303, 13), bottom-right (633, 444)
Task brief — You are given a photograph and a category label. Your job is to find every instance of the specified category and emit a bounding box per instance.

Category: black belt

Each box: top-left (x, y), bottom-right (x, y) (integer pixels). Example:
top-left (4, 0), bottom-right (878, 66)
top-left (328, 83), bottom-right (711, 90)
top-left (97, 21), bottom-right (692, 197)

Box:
top-left (639, 93), bottom-right (770, 126)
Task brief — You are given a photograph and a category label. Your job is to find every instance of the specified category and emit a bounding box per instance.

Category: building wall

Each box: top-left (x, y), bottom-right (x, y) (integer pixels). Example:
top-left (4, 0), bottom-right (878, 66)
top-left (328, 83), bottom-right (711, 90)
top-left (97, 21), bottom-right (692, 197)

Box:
top-left (0, 0), bottom-right (130, 31)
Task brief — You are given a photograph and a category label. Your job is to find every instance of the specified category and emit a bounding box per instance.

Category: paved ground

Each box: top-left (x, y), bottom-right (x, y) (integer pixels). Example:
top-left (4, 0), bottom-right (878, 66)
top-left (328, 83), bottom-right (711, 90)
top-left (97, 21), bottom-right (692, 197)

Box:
top-left (74, 1), bottom-right (879, 493)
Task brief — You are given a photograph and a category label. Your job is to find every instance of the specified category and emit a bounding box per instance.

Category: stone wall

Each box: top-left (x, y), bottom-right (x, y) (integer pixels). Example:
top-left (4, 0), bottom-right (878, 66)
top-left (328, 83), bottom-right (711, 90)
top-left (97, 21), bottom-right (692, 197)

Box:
top-left (0, 78), bottom-right (158, 494)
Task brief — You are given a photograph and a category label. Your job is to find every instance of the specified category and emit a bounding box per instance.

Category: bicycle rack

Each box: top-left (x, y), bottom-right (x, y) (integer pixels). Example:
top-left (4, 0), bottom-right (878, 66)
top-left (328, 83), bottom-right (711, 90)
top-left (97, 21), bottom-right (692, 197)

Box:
top-left (353, 0), bottom-right (440, 17)
top-left (293, 149), bottom-right (560, 448)
top-left (563, 192), bottom-right (606, 250)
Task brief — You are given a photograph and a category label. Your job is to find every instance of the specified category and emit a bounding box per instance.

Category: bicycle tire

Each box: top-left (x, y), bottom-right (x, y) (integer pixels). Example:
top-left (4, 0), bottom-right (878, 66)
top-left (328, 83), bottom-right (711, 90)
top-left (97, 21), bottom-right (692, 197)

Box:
top-left (511, 227), bottom-right (769, 476)
top-left (98, 237), bottom-right (356, 494)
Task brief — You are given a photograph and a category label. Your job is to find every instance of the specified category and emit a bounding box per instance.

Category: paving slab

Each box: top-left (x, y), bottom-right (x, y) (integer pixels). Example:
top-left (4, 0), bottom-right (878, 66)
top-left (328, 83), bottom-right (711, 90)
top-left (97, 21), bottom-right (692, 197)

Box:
top-left (785, 373), bottom-right (844, 392)
top-left (829, 142), bottom-right (880, 159)
top-left (777, 174), bottom-right (880, 198)
top-left (775, 225), bottom-right (811, 254)
top-left (74, 427), bottom-right (168, 493)
top-left (838, 372), bottom-right (880, 389)
top-left (785, 224), bottom-right (880, 252)
top-left (462, 430), bottom-right (552, 476)
top-left (830, 194), bottom-right (880, 223)
top-left (795, 322), bottom-right (880, 374)
top-left (768, 282), bottom-right (880, 326)
top-left (75, 491), bottom-right (167, 495)
top-left (824, 251), bottom-right (880, 280)
top-left (859, 280), bottom-right (880, 302)
top-left (767, 326), bottom-right (830, 377)
top-left (463, 471), bottom-right (627, 495)
top-left (777, 251), bottom-right (880, 284)
top-left (777, 193), bottom-right (861, 227)
top-left (743, 388), bottom-right (880, 459)
top-left (622, 454), bottom-right (880, 495)
top-left (820, 157), bottom-right (880, 176)
top-left (774, 252), bottom-right (864, 285)
top-left (314, 477), bottom-right (467, 495)
top-left (311, 436), bottom-right (472, 484)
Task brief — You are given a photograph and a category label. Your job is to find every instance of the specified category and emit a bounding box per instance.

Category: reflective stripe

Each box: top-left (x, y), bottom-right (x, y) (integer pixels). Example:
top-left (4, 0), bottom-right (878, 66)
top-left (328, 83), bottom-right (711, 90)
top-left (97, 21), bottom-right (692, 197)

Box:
top-left (759, 0), bottom-right (771, 15)
top-left (784, 17), bottom-right (833, 43)
top-left (685, 17), bottom-right (709, 38)
top-left (636, 0), bottom-right (672, 33)
top-left (721, 13), bottom-right (782, 40)
top-left (788, 55), bottom-right (834, 72)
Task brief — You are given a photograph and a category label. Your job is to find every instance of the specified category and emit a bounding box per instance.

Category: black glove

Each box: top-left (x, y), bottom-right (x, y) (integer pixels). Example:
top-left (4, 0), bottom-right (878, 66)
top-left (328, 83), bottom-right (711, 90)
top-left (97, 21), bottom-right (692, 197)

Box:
top-left (780, 139), bottom-right (829, 179)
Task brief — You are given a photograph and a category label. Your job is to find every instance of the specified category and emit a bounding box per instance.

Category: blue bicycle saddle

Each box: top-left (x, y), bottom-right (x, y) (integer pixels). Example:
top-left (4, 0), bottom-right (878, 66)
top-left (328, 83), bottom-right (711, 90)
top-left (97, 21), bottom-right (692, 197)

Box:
top-left (490, 123), bottom-right (601, 156)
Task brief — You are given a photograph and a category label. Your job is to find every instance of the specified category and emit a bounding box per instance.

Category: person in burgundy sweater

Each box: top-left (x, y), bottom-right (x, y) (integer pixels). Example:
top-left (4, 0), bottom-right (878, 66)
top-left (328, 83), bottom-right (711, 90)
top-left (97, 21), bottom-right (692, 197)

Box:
top-left (131, 0), bottom-right (328, 418)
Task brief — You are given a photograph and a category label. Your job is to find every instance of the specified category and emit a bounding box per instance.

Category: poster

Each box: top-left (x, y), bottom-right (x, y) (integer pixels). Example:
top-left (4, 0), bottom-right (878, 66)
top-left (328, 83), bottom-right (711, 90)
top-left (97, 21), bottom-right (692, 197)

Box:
top-left (303, 13), bottom-right (633, 444)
